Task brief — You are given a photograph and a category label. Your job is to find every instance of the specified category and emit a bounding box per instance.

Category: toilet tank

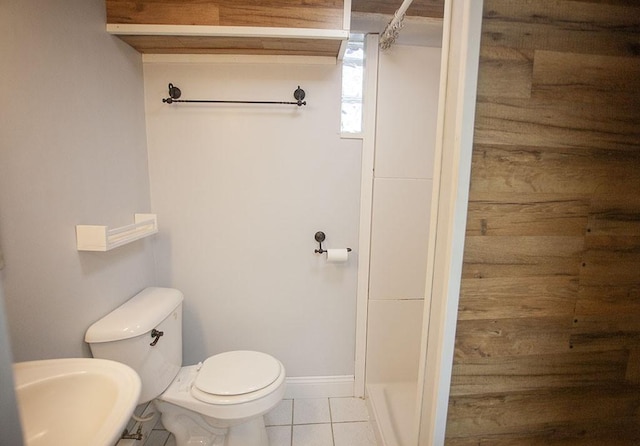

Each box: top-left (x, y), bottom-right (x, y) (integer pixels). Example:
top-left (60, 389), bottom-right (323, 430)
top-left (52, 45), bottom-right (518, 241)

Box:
top-left (85, 287), bottom-right (184, 404)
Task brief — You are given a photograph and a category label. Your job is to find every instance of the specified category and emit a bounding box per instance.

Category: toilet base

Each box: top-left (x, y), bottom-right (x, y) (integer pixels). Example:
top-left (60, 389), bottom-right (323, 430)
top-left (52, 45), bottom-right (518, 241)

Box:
top-left (156, 400), bottom-right (269, 446)
top-left (226, 417), bottom-right (269, 446)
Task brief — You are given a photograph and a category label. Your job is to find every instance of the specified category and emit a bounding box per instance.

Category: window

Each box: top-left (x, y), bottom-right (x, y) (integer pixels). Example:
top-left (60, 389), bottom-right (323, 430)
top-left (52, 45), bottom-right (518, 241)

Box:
top-left (341, 35), bottom-right (365, 136)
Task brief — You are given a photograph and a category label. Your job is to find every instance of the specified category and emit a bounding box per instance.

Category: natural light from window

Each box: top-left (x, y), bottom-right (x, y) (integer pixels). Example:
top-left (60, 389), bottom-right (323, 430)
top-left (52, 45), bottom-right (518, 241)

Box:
top-left (341, 35), bottom-right (365, 135)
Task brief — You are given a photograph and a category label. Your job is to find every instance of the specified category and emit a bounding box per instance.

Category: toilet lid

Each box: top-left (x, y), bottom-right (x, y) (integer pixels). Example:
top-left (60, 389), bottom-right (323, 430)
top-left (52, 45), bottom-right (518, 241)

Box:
top-left (194, 351), bottom-right (281, 396)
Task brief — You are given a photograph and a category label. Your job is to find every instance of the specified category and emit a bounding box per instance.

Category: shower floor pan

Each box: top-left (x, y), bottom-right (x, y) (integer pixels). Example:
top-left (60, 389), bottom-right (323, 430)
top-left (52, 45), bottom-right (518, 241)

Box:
top-left (367, 381), bottom-right (418, 446)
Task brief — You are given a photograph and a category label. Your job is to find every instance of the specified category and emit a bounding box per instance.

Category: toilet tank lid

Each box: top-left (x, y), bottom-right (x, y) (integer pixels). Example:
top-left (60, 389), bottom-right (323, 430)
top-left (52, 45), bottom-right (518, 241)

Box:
top-left (85, 287), bottom-right (183, 343)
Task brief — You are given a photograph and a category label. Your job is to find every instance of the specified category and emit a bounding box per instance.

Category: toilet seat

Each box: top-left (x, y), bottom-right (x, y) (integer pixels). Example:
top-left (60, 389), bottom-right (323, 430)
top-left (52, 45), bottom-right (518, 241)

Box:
top-left (191, 351), bottom-right (284, 405)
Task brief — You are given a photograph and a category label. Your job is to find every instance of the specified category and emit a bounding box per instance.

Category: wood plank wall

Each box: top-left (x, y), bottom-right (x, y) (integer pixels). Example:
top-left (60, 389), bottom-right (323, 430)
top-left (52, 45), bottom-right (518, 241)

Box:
top-left (446, 0), bottom-right (640, 444)
top-left (106, 0), bottom-right (345, 29)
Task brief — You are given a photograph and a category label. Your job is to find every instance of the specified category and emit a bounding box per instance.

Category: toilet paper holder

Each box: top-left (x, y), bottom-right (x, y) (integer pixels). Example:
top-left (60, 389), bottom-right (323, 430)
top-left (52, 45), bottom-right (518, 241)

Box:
top-left (314, 231), bottom-right (352, 254)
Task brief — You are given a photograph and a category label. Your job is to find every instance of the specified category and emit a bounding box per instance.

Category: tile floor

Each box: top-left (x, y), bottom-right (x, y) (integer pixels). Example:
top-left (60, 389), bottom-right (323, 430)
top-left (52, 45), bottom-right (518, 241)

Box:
top-left (142, 397), bottom-right (378, 446)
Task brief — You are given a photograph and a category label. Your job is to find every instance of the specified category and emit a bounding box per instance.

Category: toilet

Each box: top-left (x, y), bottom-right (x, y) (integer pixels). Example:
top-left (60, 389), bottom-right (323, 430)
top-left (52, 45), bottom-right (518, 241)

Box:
top-left (85, 287), bottom-right (285, 446)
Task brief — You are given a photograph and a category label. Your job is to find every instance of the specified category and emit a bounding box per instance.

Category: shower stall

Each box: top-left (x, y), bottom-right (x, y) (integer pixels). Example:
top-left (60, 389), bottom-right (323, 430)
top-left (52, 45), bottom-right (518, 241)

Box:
top-left (364, 38), bottom-right (442, 446)
top-left (354, 1), bottom-right (484, 443)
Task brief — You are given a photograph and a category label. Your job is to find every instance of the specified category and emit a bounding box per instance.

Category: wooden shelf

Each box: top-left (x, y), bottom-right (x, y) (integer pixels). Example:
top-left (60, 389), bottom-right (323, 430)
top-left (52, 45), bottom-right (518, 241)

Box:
top-left (105, 0), bottom-right (350, 58)
top-left (107, 24), bottom-right (348, 58)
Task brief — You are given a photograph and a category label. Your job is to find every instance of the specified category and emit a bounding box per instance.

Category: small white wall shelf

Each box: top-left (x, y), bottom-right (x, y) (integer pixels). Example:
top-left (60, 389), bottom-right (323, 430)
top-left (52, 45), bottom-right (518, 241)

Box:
top-left (76, 214), bottom-right (158, 251)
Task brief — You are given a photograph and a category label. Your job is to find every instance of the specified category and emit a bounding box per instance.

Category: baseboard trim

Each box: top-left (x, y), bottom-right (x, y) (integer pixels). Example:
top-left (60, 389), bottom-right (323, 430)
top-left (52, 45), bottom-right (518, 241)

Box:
top-left (284, 375), bottom-right (355, 399)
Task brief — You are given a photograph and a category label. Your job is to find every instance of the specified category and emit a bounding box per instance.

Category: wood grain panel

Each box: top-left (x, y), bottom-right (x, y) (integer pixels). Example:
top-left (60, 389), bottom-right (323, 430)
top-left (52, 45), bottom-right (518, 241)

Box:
top-left (626, 348), bottom-right (640, 383)
top-left (454, 317), bottom-right (572, 360)
top-left (351, 0), bottom-right (444, 18)
top-left (587, 193), bottom-right (640, 236)
top-left (575, 285), bottom-right (640, 318)
top-left (447, 386), bottom-right (640, 438)
top-left (481, 0), bottom-right (640, 57)
top-left (449, 350), bottom-right (629, 396)
top-left (569, 331), bottom-right (640, 352)
top-left (458, 277), bottom-right (578, 320)
top-left (470, 146), bottom-right (640, 194)
top-left (107, 0), bottom-right (221, 25)
top-left (446, 416), bottom-right (640, 446)
top-left (474, 97), bottom-right (640, 151)
top-left (532, 51), bottom-right (640, 107)
top-left (107, 0), bottom-right (344, 29)
top-left (572, 315), bottom-right (640, 337)
top-left (448, 0), bottom-right (640, 442)
top-left (579, 236), bottom-right (640, 286)
top-left (218, 3), bottom-right (344, 29)
top-left (476, 46), bottom-right (534, 99)
top-left (571, 235), bottom-right (640, 350)
top-left (462, 236), bottom-right (584, 279)
top-left (117, 35), bottom-right (341, 56)
top-left (466, 193), bottom-right (590, 236)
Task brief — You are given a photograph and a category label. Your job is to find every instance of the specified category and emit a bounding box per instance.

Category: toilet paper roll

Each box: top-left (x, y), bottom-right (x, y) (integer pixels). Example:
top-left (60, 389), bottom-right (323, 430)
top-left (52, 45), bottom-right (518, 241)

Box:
top-left (327, 248), bottom-right (349, 263)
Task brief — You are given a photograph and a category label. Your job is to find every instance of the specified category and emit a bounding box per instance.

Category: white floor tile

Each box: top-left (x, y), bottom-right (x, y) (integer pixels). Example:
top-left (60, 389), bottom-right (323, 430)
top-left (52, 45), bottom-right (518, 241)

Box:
top-left (293, 398), bottom-right (331, 425)
top-left (266, 399), bottom-right (294, 426)
top-left (144, 430), bottom-right (171, 446)
top-left (163, 433), bottom-right (176, 446)
top-left (144, 397), bottom-right (379, 446)
top-left (333, 422), bottom-right (377, 446)
top-left (267, 425), bottom-right (292, 446)
top-left (153, 415), bottom-right (166, 431)
top-left (330, 397), bottom-right (370, 422)
top-left (292, 423), bottom-right (333, 446)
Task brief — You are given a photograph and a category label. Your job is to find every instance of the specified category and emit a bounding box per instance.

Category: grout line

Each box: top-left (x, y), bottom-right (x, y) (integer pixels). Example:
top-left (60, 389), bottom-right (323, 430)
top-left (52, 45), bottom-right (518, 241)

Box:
top-left (287, 420), bottom-right (371, 426)
top-left (290, 399), bottom-right (295, 446)
top-left (290, 399), bottom-right (294, 425)
top-left (332, 420), bottom-right (370, 424)
top-left (328, 398), bottom-right (336, 446)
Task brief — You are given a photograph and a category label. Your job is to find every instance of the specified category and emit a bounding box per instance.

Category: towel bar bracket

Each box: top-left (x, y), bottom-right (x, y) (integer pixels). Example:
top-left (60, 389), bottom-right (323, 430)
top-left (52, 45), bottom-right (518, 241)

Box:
top-left (314, 231), bottom-right (352, 254)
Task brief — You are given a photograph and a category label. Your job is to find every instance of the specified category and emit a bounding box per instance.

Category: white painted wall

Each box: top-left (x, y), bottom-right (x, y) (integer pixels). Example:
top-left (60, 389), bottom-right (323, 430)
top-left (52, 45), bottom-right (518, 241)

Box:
top-left (0, 1), bottom-right (438, 398)
top-left (0, 0), bottom-right (156, 361)
top-left (366, 44), bottom-right (442, 384)
top-left (144, 61), bottom-right (362, 376)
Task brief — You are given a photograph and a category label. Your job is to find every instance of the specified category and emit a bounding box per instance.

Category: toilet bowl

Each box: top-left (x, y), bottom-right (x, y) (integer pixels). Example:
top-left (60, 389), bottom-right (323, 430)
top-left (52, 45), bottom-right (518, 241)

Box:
top-left (85, 287), bottom-right (286, 446)
top-left (157, 352), bottom-right (286, 446)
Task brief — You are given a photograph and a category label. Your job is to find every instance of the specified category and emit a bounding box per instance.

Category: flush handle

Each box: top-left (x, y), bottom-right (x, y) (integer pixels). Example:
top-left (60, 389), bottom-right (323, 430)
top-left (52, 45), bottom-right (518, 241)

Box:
top-left (150, 329), bottom-right (164, 346)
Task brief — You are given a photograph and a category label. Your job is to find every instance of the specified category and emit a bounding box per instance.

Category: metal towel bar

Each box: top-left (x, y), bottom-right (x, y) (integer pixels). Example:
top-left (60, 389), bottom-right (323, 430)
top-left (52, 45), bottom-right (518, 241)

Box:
top-left (162, 83), bottom-right (307, 106)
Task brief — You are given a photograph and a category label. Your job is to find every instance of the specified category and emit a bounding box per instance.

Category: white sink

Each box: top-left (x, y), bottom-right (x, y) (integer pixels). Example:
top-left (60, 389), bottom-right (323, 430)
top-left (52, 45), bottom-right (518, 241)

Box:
top-left (13, 358), bottom-right (141, 446)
